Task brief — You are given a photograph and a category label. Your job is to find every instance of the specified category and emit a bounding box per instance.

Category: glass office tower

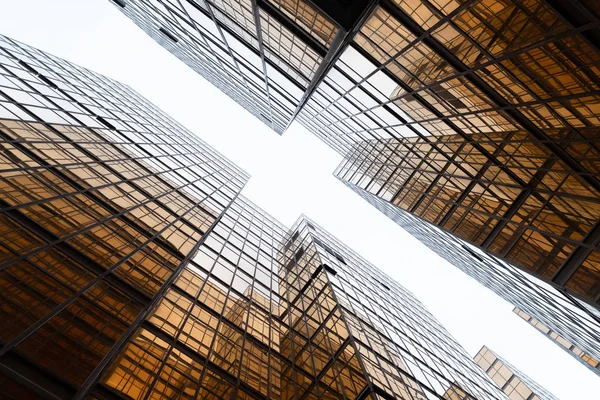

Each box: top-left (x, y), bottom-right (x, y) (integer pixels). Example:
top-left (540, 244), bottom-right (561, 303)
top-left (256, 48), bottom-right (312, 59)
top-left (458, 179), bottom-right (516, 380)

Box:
top-left (0, 35), bottom-right (507, 399)
top-left (0, 34), bottom-right (248, 398)
top-left (99, 201), bottom-right (507, 400)
top-left (338, 184), bottom-right (600, 382)
top-left (307, 0), bottom-right (600, 310)
top-left (112, 0), bottom-right (599, 310)
top-left (474, 346), bottom-right (558, 400)
top-left (107, 0), bottom-right (344, 134)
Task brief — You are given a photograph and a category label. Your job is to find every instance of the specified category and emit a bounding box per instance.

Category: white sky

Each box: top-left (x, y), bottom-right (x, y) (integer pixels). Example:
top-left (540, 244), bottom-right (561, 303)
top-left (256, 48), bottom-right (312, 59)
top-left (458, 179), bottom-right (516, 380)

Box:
top-left (1, 1), bottom-right (596, 398)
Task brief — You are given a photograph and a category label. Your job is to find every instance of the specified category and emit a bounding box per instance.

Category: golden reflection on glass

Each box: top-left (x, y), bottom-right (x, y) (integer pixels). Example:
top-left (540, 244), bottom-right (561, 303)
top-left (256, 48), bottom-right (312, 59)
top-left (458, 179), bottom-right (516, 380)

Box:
top-left (342, 0), bottom-right (600, 304)
top-left (265, 0), bottom-right (338, 47)
top-left (474, 346), bottom-right (557, 399)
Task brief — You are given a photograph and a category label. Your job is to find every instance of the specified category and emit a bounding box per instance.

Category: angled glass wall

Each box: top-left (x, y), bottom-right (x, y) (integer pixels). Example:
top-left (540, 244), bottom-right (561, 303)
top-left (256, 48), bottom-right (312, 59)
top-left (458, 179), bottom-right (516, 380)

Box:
top-left (95, 198), bottom-right (509, 400)
top-left (109, 0), bottom-right (341, 134)
top-left (302, 0), bottom-right (600, 309)
top-left (334, 129), bottom-right (600, 304)
top-left (336, 179), bottom-right (600, 382)
top-left (0, 34), bottom-right (247, 399)
top-left (98, 196), bottom-right (290, 399)
top-left (287, 218), bottom-right (506, 400)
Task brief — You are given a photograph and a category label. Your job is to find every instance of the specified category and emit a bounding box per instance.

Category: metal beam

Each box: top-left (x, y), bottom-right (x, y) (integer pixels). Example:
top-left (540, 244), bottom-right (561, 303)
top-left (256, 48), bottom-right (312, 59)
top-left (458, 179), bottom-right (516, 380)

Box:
top-left (552, 219), bottom-right (600, 287)
top-left (480, 158), bottom-right (558, 249)
top-left (91, 384), bottom-right (131, 400)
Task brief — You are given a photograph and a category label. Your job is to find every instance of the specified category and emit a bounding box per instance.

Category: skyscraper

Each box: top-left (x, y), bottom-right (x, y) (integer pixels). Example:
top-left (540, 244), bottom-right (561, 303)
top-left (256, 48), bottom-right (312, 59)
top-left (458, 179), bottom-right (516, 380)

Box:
top-left (108, 0), bottom-right (355, 134)
top-left (474, 346), bottom-right (558, 400)
top-left (0, 35), bottom-right (507, 400)
top-left (338, 186), bottom-right (600, 381)
top-left (307, 0), bottom-right (600, 309)
top-left (0, 33), bottom-right (248, 398)
top-left (112, 0), bottom-right (599, 304)
top-left (100, 202), bottom-right (508, 400)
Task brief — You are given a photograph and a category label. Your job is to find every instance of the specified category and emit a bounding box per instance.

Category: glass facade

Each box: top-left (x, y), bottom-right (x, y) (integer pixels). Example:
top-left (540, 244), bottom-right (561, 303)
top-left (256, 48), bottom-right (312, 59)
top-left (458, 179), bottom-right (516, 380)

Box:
top-left (474, 346), bottom-right (558, 400)
top-left (310, 0), bottom-right (600, 309)
top-left (280, 216), bottom-right (505, 400)
top-left (113, 0), bottom-right (600, 387)
top-left (513, 307), bottom-right (600, 377)
top-left (336, 180), bottom-right (600, 385)
top-left (0, 34), bottom-right (508, 400)
top-left (96, 199), bottom-right (508, 400)
top-left (113, 0), bottom-right (600, 308)
top-left (109, 0), bottom-right (341, 134)
top-left (335, 132), bottom-right (599, 298)
top-left (0, 34), bottom-right (248, 399)
top-left (98, 196), bottom-right (290, 400)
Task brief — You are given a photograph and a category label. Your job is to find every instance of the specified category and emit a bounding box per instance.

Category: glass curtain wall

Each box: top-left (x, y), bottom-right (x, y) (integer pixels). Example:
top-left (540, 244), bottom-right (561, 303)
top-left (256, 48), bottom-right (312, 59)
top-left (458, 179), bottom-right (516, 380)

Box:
top-left (110, 0), bottom-right (339, 134)
top-left (336, 178), bottom-right (600, 382)
top-left (0, 34), bottom-right (247, 399)
top-left (299, 0), bottom-right (600, 307)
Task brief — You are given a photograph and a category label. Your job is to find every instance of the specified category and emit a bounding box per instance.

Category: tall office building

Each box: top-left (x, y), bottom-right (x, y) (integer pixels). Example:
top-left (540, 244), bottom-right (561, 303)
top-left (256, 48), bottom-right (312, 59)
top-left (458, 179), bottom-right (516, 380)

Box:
top-left (311, 0), bottom-right (600, 310)
top-left (339, 187), bottom-right (600, 381)
top-left (0, 35), bottom-right (507, 400)
top-left (100, 202), bottom-right (509, 400)
top-left (513, 307), bottom-right (600, 377)
top-left (107, 0), bottom-right (360, 134)
top-left (474, 346), bottom-right (558, 400)
top-left (112, 1), bottom-right (599, 308)
top-left (0, 34), bottom-right (248, 398)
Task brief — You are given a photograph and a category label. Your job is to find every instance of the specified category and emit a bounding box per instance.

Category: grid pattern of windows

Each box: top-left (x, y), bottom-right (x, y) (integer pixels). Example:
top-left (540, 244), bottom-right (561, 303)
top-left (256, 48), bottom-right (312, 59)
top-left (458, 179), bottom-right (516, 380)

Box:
top-left (0, 34), bottom-right (247, 399)
top-left (111, 0), bottom-right (338, 134)
top-left (292, 0), bottom-right (600, 339)
top-left (113, 0), bottom-right (599, 394)
top-left (93, 196), bottom-right (508, 400)
top-left (474, 346), bottom-right (558, 400)
top-left (265, 0), bottom-right (338, 47)
top-left (259, 8), bottom-right (323, 82)
top-left (292, 0), bottom-right (600, 310)
top-left (337, 179), bottom-right (600, 385)
top-left (302, 0), bottom-right (600, 308)
top-left (514, 307), bottom-right (600, 377)
top-left (335, 133), bottom-right (599, 302)
top-left (100, 196), bottom-right (290, 399)
top-left (301, 0), bottom-right (600, 308)
top-left (113, 0), bottom-right (600, 309)
top-left (290, 218), bottom-right (506, 400)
